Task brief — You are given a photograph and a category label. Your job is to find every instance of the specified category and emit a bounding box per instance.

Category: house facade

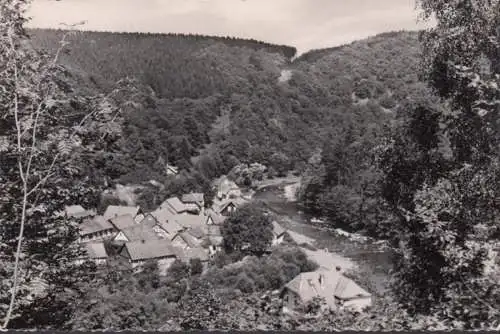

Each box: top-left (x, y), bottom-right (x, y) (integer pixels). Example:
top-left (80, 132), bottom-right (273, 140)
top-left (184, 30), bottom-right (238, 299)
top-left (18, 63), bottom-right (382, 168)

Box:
top-left (79, 216), bottom-right (117, 243)
top-left (119, 239), bottom-right (180, 275)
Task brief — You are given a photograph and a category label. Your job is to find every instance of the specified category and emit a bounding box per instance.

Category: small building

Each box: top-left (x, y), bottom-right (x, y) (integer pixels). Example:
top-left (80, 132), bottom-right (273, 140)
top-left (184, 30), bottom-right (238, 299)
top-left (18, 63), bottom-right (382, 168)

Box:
top-left (207, 235), bottom-right (224, 258)
top-left (160, 197), bottom-right (188, 215)
top-left (214, 200), bottom-right (238, 216)
top-left (79, 216), bottom-right (117, 242)
top-left (214, 176), bottom-right (241, 200)
top-left (103, 205), bottom-right (142, 221)
top-left (119, 239), bottom-right (181, 275)
top-left (280, 269), bottom-right (372, 314)
top-left (109, 214), bottom-right (137, 231)
top-left (82, 242), bottom-right (108, 265)
top-left (272, 221), bottom-right (287, 246)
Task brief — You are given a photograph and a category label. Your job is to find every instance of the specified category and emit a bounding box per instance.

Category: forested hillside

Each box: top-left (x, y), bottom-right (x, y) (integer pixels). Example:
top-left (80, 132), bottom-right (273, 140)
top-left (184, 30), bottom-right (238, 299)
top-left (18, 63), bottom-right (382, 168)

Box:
top-left (28, 29), bottom-right (428, 206)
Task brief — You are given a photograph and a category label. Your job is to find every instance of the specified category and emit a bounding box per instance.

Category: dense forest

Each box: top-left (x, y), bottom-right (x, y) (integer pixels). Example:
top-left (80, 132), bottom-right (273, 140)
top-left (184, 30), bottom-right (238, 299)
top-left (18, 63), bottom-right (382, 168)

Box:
top-left (1, 0), bottom-right (499, 330)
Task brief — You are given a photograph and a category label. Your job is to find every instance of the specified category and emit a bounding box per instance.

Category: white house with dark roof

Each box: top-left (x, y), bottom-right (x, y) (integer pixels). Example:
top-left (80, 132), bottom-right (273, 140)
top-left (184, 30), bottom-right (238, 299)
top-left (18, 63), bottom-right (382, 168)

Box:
top-left (280, 269), bottom-right (372, 314)
top-left (79, 216), bottom-right (117, 242)
top-left (119, 239), bottom-right (181, 275)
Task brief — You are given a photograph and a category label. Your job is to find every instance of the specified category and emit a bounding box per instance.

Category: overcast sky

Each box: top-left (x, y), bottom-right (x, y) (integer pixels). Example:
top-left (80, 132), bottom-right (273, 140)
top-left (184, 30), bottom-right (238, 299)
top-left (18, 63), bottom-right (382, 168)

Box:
top-left (27, 0), bottom-right (432, 54)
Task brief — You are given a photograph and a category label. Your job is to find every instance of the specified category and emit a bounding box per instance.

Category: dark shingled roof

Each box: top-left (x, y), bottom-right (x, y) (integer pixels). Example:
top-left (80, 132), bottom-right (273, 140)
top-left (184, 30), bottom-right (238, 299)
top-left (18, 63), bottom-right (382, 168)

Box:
top-left (109, 214), bottom-right (137, 231)
top-left (123, 239), bottom-right (181, 261)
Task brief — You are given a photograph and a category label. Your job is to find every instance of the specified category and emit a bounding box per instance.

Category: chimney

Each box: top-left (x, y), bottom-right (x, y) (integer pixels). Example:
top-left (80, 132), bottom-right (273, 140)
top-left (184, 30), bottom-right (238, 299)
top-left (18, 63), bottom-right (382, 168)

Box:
top-left (335, 266), bottom-right (341, 272)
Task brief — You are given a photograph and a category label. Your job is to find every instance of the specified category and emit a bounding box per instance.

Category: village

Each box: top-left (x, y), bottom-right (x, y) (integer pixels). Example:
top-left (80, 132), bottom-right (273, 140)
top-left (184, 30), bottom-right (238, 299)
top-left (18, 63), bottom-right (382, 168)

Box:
top-left (67, 174), bottom-right (373, 314)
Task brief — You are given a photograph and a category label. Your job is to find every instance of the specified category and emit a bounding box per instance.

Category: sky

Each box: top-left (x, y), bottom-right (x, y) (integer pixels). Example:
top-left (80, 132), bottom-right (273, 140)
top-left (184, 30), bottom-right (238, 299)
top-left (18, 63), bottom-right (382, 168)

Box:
top-left (27, 0), bottom-right (433, 55)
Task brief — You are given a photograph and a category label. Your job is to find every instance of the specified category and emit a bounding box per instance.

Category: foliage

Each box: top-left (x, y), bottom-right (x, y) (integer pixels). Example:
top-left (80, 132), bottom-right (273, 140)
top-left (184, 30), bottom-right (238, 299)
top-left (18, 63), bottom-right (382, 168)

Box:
top-left (221, 205), bottom-right (273, 256)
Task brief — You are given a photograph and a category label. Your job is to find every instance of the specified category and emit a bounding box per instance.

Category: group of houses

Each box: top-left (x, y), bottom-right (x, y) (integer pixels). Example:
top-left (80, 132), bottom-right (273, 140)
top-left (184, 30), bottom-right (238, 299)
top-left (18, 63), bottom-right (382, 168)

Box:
top-left (66, 176), bottom-right (372, 313)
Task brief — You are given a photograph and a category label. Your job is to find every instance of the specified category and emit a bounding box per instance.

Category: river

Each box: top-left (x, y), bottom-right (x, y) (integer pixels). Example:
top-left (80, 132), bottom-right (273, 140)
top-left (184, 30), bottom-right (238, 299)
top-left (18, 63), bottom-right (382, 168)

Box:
top-left (252, 183), bottom-right (393, 294)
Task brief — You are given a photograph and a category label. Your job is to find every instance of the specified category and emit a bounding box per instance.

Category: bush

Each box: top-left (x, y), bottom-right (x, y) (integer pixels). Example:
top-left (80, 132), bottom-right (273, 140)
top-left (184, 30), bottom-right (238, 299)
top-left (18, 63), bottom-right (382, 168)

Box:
top-left (190, 258), bottom-right (203, 276)
top-left (235, 273), bottom-right (256, 293)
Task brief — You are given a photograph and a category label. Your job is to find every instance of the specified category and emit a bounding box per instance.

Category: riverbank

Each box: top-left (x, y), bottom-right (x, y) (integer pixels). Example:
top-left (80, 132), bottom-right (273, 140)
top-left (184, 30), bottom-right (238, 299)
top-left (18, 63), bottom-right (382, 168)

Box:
top-left (252, 184), bottom-right (392, 294)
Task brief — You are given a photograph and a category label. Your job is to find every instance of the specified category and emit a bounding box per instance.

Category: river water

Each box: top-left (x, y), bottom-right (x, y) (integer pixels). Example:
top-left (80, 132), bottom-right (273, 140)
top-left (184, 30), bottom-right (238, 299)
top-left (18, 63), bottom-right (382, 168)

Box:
top-left (253, 184), bottom-right (393, 293)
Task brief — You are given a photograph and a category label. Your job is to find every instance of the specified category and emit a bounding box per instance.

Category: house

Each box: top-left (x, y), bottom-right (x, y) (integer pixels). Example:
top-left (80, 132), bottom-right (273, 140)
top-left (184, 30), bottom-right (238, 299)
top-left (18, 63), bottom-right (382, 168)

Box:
top-left (160, 197), bottom-right (188, 215)
top-left (182, 193), bottom-right (205, 214)
top-left (119, 239), bottom-right (181, 275)
top-left (280, 269), bottom-right (372, 314)
top-left (109, 214), bottom-right (137, 231)
top-left (103, 205), bottom-right (142, 221)
top-left (79, 216), bottom-right (117, 242)
top-left (148, 208), bottom-right (186, 238)
top-left (80, 242), bottom-right (108, 265)
top-left (65, 205), bottom-right (95, 219)
top-left (171, 231), bottom-right (203, 250)
top-left (213, 198), bottom-right (246, 216)
top-left (205, 209), bottom-right (226, 225)
top-left (272, 221), bottom-right (287, 246)
top-left (112, 224), bottom-right (161, 246)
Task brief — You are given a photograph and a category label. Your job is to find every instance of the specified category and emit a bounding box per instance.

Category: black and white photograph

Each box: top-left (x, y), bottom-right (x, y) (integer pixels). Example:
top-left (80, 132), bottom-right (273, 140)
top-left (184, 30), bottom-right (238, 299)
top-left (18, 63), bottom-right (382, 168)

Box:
top-left (0, 0), bottom-right (499, 331)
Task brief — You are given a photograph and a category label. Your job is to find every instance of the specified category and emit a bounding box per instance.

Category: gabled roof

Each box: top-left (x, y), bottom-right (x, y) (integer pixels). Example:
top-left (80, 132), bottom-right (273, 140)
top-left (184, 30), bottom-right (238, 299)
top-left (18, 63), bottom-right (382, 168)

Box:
top-left (123, 239), bottom-right (181, 261)
top-left (174, 231), bottom-right (202, 248)
top-left (84, 242), bottom-right (108, 259)
top-left (103, 205), bottom-right (140, 221)
top-left (65, 205), bottom-right (94, 218)
top-left (149, 208), bottom-right (185, 234)
top-left (188, 226), bottom-right (207, 239)
top-left (161, 197), bottom-right (188, 214)
top-left (206, 224), bottom-right (222, 237)
top-left (213, 198), bottom-right (247, 214)
top-left (283, 270), bottom-right (371, 306)
top-left (175, 214), bottom-right (206, 230)
top-left (79, 216), bottom-right (115, 236)
top-left (205, 209), bottom-right (226, 225)
top-left (272, 221), bottom-right (286, 237)
top-left (182, 193), bottom-right (204, 204)
top-left (118, 224), bottom-right (160, 243)
top-left (109, 214), bottom-right (137, 231)
top-left (208, 235), bottom-right (224, 246)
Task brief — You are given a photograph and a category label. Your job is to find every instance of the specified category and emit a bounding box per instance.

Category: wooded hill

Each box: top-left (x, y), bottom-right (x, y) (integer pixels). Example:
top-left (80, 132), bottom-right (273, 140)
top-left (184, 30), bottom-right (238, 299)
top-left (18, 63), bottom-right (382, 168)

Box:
top-left (27, 28), bottom-right (435, 226)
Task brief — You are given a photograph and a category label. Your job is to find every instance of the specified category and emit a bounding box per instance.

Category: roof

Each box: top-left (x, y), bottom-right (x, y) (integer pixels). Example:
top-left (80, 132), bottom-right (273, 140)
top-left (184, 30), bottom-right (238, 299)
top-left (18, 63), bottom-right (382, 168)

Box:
top-left (286, 230), bottom-right (316, 246)
top-left (188, 226), bottom-right (207, 239)
top-left (213, 198), bottom-right (247, 214)
top-left (272, 221), bottom-right (286, 237)
top-left (149, 208), bottom-right (186, 234)
top-left (118, 224), bottom-right (160, 243)
top-left (79, 216), bottom-right (115, 236)
top-left (215, 176), bottom-right (240, 195)
top-left (123, 239), bottom-right (180, 261)
top-left (175, 231), bottom-right (202, 248)
top-left (206, 224), bottom-right (222, 236)
top-left (161, 197), bottom-right (188, 214)
top-left (182, 193), bottom-right (204, 204)
top-left (175, 214), bottom-right (206, 229)
top-left (206, 209), bottom-right (226, 225)
top-left (84, 242), bottom-right (108, 259)
top-left (65, 205), bottom-right (93, 218)
top-left (182, 247), bottom-right (209, 262)
top-left (283, 270), bottom-right (371, 306)
top-left (109, 214), bottom-right (137, 231)
top-left (103, 205), bottom-right (140, 220)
